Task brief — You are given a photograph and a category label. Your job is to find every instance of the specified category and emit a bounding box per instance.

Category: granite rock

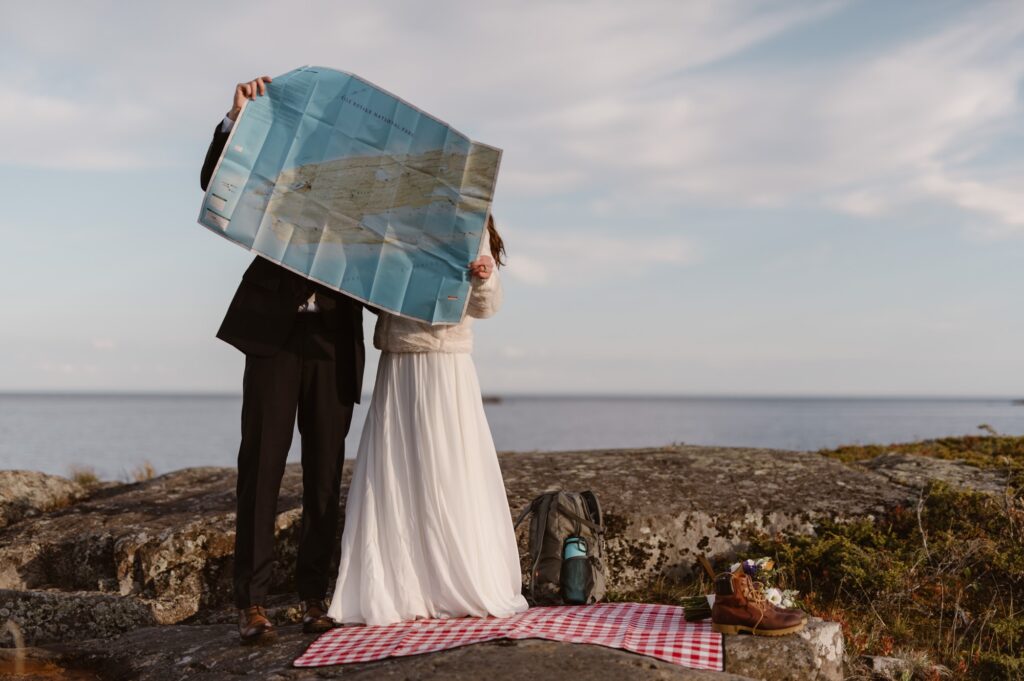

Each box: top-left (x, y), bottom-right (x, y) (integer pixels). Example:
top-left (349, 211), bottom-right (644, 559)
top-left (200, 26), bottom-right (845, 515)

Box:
top-left (8, 625), bottom-right (759, 681)
top-left (0, 467), bottom-right (324, 624)
top-left (501, 446), bottom-right (911, 589)
top-left (722, 618), bottom-right (844, 681)
top-left (1, 445), bottom-right (953, 679)
top-left (860, 452), bottom-right (1009, 495)
top-left (0, 446), bottom-right (917, 627)
top-left (0, 589), bottom-right (156, 646)
top-left (0, 471), bottom-right (86, 529)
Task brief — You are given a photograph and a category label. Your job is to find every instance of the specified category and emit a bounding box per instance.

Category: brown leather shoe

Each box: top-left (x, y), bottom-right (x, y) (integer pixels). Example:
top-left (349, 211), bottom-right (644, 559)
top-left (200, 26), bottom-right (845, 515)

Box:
top-left (301, 598), bottom-right (335, 634)
top-left (711, 571), bottom-right (806, 636)
top-left (238, 605), bottom-right (276, 645)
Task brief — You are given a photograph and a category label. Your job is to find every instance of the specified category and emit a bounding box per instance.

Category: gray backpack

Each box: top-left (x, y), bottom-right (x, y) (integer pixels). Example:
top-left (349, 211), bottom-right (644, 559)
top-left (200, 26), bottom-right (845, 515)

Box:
top-left (513, 490), bottom-right (607, 605)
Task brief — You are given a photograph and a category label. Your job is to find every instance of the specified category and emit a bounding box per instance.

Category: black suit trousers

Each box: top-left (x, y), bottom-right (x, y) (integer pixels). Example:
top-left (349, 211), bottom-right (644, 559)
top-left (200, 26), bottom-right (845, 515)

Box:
top-left (233, 312), bottom-right (354, 608)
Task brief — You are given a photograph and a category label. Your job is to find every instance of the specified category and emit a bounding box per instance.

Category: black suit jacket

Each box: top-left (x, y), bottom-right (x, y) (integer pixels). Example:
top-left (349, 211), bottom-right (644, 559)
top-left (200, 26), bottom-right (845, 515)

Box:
top-left (200, 120), bottom-right (365, 404)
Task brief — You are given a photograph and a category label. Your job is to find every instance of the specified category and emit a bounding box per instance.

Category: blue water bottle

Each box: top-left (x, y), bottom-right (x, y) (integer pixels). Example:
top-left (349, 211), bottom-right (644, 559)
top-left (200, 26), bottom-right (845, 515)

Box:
top-left (564, 536), bottom-right (588, 559)
top-left (560, 535), bottom-right (591, 604)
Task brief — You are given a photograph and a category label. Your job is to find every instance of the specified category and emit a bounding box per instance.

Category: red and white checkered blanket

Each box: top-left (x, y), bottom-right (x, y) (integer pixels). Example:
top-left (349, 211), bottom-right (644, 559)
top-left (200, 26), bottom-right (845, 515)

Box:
top-left (294, 602), bottom-right (722, 671)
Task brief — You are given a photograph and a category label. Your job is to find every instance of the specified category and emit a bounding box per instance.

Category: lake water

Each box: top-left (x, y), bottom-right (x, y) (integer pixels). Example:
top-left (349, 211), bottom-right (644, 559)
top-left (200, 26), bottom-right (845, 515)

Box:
top-left (1, 393), bottom-right (1022, 480)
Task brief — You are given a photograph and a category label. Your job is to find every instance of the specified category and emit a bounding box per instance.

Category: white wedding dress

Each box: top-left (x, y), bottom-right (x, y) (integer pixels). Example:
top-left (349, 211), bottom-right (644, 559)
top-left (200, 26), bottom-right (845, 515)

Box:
top-left (327, 259), bottom-right (528, 626)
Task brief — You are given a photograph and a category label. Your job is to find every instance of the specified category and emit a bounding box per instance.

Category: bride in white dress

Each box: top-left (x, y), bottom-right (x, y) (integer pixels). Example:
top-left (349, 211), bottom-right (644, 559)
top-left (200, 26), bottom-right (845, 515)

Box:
top-left (327, 215), bottom-right (529, 626)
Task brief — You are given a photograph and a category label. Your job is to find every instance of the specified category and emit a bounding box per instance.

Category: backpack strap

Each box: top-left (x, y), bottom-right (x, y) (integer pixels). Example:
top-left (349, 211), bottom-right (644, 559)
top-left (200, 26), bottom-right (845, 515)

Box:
top-left (513, 497), bottom-right (538, 530)
top-left (528, 493), bottom-right (557, 603)
top-left (580, 491), bottom-right (605, 558)
top-left (555, 501), bottom-right (605, 534)
top-left (580, 490), bottom-right (602, 527)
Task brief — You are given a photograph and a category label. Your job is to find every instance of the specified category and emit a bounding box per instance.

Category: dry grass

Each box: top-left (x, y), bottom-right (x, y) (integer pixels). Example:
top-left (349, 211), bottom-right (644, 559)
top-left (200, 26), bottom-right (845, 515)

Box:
top-left (128, 461), bottom-right (156, 483)
top-left (605, 573), bottom-right (712, 606)
top-left (67, 465), bottom-right (100, 487)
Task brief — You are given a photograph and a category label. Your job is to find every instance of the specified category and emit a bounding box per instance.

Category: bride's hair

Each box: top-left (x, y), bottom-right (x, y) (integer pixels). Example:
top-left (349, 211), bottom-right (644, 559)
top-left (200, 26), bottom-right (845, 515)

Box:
top-left (486, 214), bottom-right (506, 267)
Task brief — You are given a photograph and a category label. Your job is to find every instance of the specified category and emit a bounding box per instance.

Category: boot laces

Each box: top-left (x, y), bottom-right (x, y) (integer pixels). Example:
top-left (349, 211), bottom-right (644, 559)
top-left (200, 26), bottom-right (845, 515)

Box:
top-left (744, 577), bottom-right (768, 608)
top-left (740, 574), bottom-right (768, 629)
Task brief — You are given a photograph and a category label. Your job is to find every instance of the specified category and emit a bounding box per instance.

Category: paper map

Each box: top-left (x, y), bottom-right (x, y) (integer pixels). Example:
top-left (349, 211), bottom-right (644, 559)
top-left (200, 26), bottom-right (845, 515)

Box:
top-left (198, 66), bottom-right (501, 324)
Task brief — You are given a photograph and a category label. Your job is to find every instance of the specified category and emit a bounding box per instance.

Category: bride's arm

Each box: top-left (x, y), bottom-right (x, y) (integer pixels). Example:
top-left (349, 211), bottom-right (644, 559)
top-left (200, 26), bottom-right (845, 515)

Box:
top-left (466, 229), bottom-right (502, 319)
top-left (467, 265), bottom-right (502, 319)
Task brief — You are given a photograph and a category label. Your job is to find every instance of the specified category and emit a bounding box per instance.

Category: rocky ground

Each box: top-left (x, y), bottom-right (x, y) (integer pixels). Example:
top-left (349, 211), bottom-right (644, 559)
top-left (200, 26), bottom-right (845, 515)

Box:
top-left (0, 444), bottom-right (1002, 680)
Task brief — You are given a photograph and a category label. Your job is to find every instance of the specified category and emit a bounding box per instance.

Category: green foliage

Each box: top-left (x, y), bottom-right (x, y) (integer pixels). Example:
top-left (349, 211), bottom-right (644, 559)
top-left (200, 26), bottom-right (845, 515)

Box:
top-left (608, 436), bottom-right (1024, 678)
top-left (749, 480), bottom-right (1024, 680)
top-left (821, 434), bottom-right (1024, 488)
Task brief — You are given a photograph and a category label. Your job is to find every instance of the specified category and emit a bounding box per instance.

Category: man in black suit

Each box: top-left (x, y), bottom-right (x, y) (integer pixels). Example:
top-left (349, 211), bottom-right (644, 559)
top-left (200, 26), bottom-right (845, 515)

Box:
top-left (200, 75), bottom-right (365, 644)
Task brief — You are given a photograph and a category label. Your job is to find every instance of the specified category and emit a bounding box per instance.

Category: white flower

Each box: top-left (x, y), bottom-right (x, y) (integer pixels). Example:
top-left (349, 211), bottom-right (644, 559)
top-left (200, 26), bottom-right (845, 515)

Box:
top-left (764, 587), bottom-right (783, 606)
top-left (781, 590), bottom-right (800, 608)
top-left (729, 562), bottom-right (741, 573)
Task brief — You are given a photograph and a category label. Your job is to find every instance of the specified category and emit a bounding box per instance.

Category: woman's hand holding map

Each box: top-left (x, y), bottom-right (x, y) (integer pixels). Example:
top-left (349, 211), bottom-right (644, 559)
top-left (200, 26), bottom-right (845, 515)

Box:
top-left (469, 256), bottom-right (495, 280)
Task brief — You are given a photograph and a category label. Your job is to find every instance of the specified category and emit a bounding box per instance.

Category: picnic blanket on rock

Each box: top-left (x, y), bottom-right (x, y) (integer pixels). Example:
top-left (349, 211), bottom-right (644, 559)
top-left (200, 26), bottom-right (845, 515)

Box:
top-left (294, 602), bottom-right (723, 671)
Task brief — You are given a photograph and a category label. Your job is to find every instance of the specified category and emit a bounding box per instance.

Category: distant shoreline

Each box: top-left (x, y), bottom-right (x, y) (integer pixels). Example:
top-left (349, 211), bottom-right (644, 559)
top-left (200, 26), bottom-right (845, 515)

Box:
top-left (2, 391), bottom-right (1022, 402)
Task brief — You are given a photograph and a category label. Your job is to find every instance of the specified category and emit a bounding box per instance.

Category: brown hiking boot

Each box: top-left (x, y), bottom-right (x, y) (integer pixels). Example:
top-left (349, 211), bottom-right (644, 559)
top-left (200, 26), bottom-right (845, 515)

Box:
top-left (301, 598), bottom-right (335, 634)
top-left (238, 604), bottom-right (276, 645)
top-left (711, 571), bottom-right (806, 636)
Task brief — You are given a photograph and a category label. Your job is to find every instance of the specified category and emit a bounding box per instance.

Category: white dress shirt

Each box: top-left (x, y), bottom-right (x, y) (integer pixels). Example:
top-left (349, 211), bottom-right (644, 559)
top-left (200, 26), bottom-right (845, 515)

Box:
top-left (219, 113), bottom-right (318, 313)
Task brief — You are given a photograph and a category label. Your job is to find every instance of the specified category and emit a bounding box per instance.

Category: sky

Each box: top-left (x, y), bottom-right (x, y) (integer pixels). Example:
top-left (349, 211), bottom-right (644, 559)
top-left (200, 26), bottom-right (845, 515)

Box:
top-left (1, 0), bottom-right (1023, 396)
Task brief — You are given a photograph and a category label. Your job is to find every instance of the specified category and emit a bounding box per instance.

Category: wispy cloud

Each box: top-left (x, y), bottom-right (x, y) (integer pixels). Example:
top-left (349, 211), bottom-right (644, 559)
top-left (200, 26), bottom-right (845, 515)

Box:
top-left (918, 171), bottom-right (1024, 238)
top-left (4, 0), bottom-right (1021, 241)
top-left (0, 0), bottom-right (841, 172)
top-left (504, 229), bottom-right (698, 286)
top-left (494, 3), bottom-right (1024, 235)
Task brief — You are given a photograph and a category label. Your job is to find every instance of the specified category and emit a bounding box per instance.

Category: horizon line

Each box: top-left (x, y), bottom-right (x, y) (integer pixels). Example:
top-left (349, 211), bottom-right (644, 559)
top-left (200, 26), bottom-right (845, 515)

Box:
top-left (1, 390), bottom-right (1022, 401)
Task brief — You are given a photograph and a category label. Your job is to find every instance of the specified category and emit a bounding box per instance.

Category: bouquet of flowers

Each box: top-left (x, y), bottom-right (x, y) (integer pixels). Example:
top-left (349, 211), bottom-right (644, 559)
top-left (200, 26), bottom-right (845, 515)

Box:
top-left (682, 556), bottom-right (800, 621)
top-left (729, 557), bottom-right (800, 609)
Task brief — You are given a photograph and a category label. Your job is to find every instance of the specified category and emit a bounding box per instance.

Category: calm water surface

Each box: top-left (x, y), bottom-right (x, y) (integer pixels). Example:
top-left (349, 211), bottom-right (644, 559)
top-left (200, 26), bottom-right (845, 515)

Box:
top-left (1, 394), bottom-right (1022, 479)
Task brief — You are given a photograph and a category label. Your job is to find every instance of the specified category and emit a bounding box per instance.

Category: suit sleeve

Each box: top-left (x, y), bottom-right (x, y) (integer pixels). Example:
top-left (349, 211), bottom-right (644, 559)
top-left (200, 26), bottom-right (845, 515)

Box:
top-left (199, 119), bottom-right (232, 191)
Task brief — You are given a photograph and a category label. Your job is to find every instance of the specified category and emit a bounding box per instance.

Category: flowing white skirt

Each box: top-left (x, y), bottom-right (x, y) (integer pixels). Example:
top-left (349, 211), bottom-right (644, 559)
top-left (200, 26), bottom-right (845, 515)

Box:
top-left (327, 351), bottom-right (529, 625)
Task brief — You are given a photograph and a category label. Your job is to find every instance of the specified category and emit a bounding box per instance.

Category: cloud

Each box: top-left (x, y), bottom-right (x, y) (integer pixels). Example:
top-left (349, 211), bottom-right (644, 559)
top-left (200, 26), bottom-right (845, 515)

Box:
top-left (498, 169), bottom-right (586, 196)
top-left (0, 0), bottom-right (840, 171)
top-left (3, 1), bottom-right (1022, 235)
top-left (503, 229), bottom-right (699, 286)
top-left (918, 171), bottom-right (1024, 237)
top-left (825, 190), bottom-right (891, 218)
top-left (0, 88), bottom-right (154, 169)
top-left (492, 3), bottom-right (1024, 235)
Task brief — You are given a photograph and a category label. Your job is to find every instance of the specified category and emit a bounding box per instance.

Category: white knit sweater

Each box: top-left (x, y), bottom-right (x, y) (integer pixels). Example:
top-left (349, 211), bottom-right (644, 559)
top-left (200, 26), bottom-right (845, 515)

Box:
top-left (373, 238), bottom-right (503, 354)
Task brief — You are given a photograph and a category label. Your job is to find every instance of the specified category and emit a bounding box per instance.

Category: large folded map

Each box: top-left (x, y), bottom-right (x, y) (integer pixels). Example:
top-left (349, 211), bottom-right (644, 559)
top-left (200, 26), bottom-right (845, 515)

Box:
top-left (198, 66), bottom-right (501, 325)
